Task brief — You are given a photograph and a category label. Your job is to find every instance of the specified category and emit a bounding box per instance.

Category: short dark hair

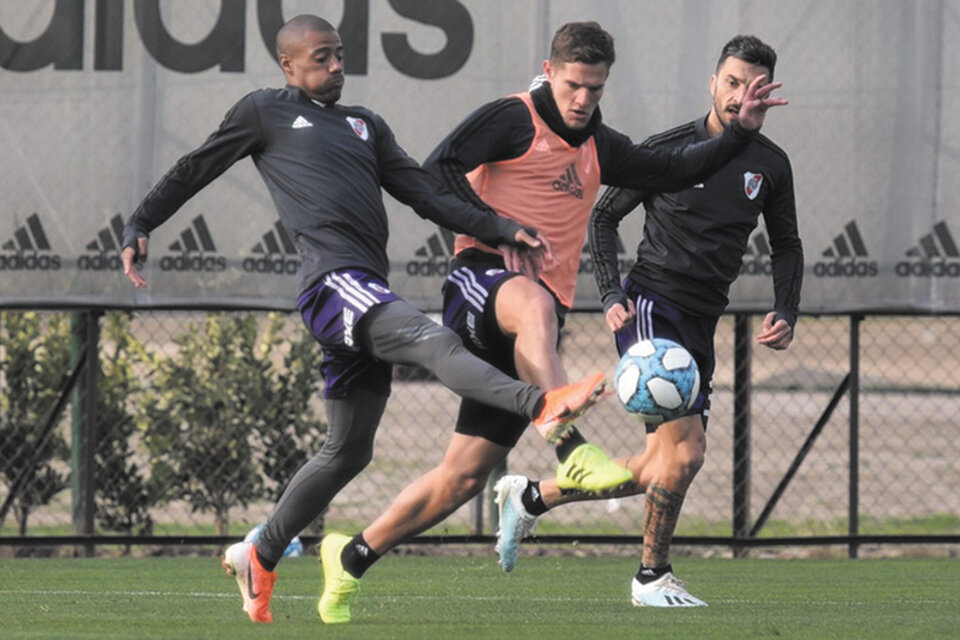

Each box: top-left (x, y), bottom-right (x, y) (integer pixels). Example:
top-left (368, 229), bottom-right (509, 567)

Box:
top-left (549, 21), bottom-right (615, 67)
top-left (716, 35), bottom-right (777, 81)
top-left (276, 14), bottom-right (337, 59)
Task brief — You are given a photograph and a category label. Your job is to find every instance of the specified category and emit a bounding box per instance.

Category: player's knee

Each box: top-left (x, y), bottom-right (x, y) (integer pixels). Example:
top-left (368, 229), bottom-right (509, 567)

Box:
top-left (682, 448), bottom-right (705, 478)
top-left (419, 324), bottom-right (464, 363)
top-left (670, 447), bottom-right (705, 484)
top-left (527, 289), bottom-right (557, 323)
top-left (319, 439), bottom-right (374, 478)
top-left (510, 288), bottom-right (558, 338)
top-left (457, 473), bottom-right (486, 500)
top-left (440, 465), bottom-right (487, 502)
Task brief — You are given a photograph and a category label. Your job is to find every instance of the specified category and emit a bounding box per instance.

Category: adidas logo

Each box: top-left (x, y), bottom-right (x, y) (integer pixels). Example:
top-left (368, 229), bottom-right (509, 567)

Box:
top-left (740, 227), bottom-right (773, 276)
top-left (896, 221), bottom-right (960, 277)
top-left (561, 463), bottom-right (591, 485)
top-left (406, 227), bottom-right (456, 277)
top-left (159, 215), bottom-right (226, 272)
top-left (78, 214), bottom-right (125, 271)
top-left (813, 220), bottom-right (878, 278)
top-left (1, 213), bottom-right (61, 271)
top-left (168, 215), bottom-right (216, 252)
top-left (292, 115), bottom-right (313, 129)
top-left (822, 220), bottom-right (868, 259)
top-left (243, 220), bottom-right (300, 275)
top-left (552, 163), bottom-right (584, 199)
top-left (578, 233), bottom-right (635, 276)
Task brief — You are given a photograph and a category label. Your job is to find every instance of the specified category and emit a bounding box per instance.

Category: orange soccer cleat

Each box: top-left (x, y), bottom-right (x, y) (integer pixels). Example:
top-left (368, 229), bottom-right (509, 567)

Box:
top-left (222, 541), bottom-right (277, 623)
top-left (532, 371), bottom-right (609, 443)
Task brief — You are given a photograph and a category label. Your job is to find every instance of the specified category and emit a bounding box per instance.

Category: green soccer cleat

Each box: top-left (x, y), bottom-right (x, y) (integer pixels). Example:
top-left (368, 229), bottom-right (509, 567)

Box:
top-left (556, 442), bottom-right (633, 492)
top-left (317, 533), bottom-right (361, 624)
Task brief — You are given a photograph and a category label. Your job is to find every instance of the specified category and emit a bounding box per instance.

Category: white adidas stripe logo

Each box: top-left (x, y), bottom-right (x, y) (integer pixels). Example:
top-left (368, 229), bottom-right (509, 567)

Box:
top-left (292, 115), bottom-right (313, 129)
top-left (324, 271), bottom-right (378, 311)
top-left (449, 267), bottom-right (488, 312)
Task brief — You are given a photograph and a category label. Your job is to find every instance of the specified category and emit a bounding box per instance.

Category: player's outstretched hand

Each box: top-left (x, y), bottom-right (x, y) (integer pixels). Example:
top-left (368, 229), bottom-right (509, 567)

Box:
top-left (604, 299), bottom-right (637, 333)
top-left (756, 311), bottom-right (794, 350)
top-left (500, 228), bottom-right (556, 280)
top-left (121, 236), bottom-right (150, 288)
top-left (737, 74), bottom-right (787, 131)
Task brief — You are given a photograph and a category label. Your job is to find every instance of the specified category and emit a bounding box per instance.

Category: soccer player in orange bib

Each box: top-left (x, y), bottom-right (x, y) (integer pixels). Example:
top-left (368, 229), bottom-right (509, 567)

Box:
top-left (317, 22), bottom-right (786, 622)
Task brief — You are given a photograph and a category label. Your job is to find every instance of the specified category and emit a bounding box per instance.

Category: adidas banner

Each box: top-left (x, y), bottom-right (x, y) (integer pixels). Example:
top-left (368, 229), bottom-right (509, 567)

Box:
top-left (1, 1), bottom-right (958, 312)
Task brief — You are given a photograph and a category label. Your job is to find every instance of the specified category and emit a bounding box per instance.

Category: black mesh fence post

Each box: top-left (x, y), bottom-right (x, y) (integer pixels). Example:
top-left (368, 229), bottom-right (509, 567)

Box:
top-left (732, 314), bottom-right (752, 557)
top-left (848, 314), bottom-right (862, 559)
top-left (70, 310), bottom-right (101, 558)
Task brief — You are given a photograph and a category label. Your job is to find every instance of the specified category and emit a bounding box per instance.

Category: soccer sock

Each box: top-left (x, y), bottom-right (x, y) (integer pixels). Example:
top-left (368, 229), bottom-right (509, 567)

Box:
top-left (636, 563), bottom-right (673, 584)
top-left (255, 547), bottom-right (277, 573)
top-left (554, 426), bottom-right (587, 463)
top-left (340, 533), bottom-right (380, 578)
top-left (521, 481), bottom-right (550, 516)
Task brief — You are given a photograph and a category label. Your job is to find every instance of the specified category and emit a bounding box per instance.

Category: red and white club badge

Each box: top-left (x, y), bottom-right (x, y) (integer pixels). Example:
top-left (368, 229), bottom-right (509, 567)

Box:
top-left (346, 116), bottom-right (369, 141)
top-left (743, 171), bottom-right (763, 200)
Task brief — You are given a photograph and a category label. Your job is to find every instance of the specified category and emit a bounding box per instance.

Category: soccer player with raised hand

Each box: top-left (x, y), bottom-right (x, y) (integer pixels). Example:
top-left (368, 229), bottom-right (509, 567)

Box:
top-left (494, 34), bottom-right (801, 608)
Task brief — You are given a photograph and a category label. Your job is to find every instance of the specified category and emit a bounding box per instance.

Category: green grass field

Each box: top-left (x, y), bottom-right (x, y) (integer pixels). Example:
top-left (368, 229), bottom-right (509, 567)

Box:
top-left (1, 553), bottom-right (957, 639)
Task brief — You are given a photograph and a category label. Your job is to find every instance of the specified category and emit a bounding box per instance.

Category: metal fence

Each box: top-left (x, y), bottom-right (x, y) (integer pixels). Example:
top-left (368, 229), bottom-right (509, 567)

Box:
top-left (1, 309), bottom-right (958, 557)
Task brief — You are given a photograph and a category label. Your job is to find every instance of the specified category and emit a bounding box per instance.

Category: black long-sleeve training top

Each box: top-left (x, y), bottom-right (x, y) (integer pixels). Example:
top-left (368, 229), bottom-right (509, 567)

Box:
top-left (123, 85), bottom-right (526, 294)
top-left (590, 115), bottom-right (803, 323)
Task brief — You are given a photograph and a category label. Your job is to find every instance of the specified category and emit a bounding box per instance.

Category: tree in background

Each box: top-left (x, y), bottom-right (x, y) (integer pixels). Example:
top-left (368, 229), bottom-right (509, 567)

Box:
top-left (141, 313), bottom-right (326, 535)
top-left (0, 312), bottom-right (72, 535)
top-left (94, 311), bottom-right (156, 539)
top-left (254, 314), bottom-right (325, 502)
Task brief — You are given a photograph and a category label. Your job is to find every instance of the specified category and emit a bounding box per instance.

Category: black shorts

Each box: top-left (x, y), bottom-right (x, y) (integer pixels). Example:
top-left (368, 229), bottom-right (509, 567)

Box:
top-left (442, 250), bottom-right (566, 447)
top-left (616, 279), bottom-right (718, 432)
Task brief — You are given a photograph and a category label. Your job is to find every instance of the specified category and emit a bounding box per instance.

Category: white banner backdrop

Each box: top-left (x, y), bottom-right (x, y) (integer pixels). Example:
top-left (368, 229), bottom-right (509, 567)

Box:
top-left (1, 0), bottom-right (957, 313)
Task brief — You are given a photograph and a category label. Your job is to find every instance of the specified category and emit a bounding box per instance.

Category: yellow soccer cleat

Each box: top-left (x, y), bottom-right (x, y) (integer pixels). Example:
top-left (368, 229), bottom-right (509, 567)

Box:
top-left (317, 533), bottom-right (361, 624)
top-left (556, 442), bottom-right (633, 492)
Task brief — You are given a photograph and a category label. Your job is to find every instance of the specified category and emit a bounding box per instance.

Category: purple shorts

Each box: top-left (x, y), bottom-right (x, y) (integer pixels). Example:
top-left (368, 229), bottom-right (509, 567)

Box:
top-left (616, 279), bottom-right (718, 430)
top-left (442, 257), bottom-right (515, 355)
top-left (442, 250), bottom-right (568, 447)
top-left (298, 269), bottom-right (400, 399)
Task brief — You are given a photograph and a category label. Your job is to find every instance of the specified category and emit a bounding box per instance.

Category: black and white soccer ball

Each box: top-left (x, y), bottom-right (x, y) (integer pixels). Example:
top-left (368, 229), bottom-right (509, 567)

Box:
top-left (615, 338), bottom-right (700, 425)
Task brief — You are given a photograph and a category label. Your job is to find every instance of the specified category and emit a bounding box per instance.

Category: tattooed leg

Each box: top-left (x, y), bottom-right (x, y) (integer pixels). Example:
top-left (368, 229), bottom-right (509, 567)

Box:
top-left (642, 483), bottom-right (686, 567)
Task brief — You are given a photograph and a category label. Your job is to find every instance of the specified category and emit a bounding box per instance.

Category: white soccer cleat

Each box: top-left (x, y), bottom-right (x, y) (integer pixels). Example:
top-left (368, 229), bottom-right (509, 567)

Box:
top-left (494, 475), bottom-right (539, 572)
top-left (630, 572), bottom-right (708, 607)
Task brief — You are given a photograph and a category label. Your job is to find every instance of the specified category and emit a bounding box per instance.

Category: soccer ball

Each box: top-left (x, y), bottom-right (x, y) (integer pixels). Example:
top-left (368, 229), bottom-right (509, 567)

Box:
top-left (243, 523), bottom-right (304, 557)
top-left (615, 338), bottom-right (700, 425)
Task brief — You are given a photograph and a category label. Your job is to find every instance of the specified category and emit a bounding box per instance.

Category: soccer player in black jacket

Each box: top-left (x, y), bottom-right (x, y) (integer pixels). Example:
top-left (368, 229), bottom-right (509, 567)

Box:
top-left (494, 35), bottom-right (803, 608)
top-left (121, 14), bottom-right (615, 624)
